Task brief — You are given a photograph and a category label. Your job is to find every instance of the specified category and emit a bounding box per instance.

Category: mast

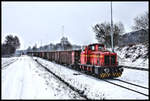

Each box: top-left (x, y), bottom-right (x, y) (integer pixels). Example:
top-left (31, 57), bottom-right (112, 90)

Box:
top-left (62, 25), bottom-right (64, 50)
top-left (62, 25), bottom-right (64, 38)
top-left (110, 1), bottom-right (114, 52)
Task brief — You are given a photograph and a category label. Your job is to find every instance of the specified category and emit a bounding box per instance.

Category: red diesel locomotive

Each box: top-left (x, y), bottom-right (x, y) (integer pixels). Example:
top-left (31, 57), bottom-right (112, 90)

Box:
top-left (80, 43), bottom-right (123, 78)
top-left (27, 43), bottom-right (123, 78)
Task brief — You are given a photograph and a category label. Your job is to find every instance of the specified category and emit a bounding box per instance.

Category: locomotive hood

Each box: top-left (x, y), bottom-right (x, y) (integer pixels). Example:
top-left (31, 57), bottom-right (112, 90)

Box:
top-left (92, 49), bottom-right (116, 55)
top-left (101, 50), bottom-right (117, 55)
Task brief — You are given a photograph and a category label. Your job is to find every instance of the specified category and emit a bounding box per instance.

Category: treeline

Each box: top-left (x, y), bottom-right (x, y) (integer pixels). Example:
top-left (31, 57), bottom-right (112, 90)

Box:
top-left (26, 37), bottom-right (81, 52)
top-left (2, 35), bottom-right (20, 56)
top-left (93, 11), bottom-right (149, 48)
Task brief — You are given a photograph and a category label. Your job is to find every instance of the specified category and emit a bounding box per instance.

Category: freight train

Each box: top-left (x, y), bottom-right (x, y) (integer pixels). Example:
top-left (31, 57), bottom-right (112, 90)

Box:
top-left (27, 43), bottom-right (123, 78)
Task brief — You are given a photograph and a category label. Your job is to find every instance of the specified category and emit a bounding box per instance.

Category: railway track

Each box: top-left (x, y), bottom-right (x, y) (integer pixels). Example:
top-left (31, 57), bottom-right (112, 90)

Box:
top-left (83, 69), bottom-right (149, 97)
top-left (33, 58), bottom-right (90, 100)
top-left (2, 58), bottom-right (18, 69)
top-left (74, 65), bottom-right (149, 97)
top-left (103, 79), bottom-right (149, 97)
top-left (113, 78), bottom-right (148, 89)
top-left (85, 70), bottom-right (149, 97)
top-left (67, 64), bottom-right (149, 97)
top-left (33, 57), bottom-right (149, 98)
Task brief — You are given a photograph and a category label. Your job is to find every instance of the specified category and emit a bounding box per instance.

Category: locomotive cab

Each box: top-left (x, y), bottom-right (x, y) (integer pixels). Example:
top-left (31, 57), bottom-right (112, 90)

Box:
top-left (81, 43), bottom-right (109, 66)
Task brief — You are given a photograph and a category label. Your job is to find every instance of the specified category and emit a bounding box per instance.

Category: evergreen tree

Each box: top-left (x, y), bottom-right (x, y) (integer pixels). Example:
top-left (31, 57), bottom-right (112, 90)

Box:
top-left (2, 35), bottom-right (20, 56)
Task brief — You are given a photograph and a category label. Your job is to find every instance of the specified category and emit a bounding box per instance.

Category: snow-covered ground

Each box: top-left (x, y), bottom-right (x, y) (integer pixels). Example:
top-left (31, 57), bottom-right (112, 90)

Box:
top-left (115, 43), bottom-right (148, 69)
top-left (2, 55), bottom-right (149, 99)
top-left (2, 56), bottom-right (18, 67)
top-left (36, 57), bottom-right (149, 99)
top-left (2, 56), bottom-right (83, 99)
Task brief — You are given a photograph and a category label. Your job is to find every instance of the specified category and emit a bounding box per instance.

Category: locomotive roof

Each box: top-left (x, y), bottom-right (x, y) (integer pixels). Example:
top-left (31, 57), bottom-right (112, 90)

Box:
top-left (88, 43), bottom-right (104, 46)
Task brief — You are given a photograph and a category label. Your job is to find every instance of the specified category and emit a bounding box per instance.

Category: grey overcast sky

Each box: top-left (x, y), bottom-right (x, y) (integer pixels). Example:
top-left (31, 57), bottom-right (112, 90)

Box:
top-left (2, 1), bottom-right (148, 50)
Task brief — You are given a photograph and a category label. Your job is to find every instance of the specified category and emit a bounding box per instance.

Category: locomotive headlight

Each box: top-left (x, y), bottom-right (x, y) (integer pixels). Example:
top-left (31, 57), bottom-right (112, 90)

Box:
top-left (100, 55), bottom-right (104, 58)
top-left (104, 68), bottom-right (110, 73)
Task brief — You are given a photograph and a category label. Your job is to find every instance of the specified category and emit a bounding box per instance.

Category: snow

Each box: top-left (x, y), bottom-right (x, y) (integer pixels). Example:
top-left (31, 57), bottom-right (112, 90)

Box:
top-left (2, 55), bottom-right (149, 99)
top-left (35, 56), bottom-right (149, 99)
top-left (2, 57), bottom-right (18, 68)
top-left (115, 43), bottom-right (148, 68)
top-left (2, 56), bottom-right (83, 99)
top-left (119, 68), bottom-right (149, 87)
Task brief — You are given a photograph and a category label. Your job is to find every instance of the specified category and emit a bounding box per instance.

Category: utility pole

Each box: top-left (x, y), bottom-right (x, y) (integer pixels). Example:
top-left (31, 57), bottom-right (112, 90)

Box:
top-left (62, 25), bottom-right (64, 38)
top-left (110, 1), bottom-right (114, 52)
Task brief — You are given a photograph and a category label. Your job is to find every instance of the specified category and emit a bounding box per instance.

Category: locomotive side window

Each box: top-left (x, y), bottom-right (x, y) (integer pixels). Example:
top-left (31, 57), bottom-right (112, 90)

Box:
top-left (81, 46), bottom-right (86, 51)
top-left (91, 46), bottom-right (95, 51)
top-left (89, 45), bottom-right (95, 51)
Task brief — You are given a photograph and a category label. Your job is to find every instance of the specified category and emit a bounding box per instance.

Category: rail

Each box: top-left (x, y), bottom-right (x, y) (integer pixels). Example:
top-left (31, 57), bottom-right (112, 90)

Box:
top-left (120, 65), bottom-right (149, 71)
top-left (103, 79), bottom-right (148, 97)
top-left (33, 58), bottom-right (90, 100)
top-left (113, 78), bottom-right (148, 89)
top-left (2, 58), bottom-right (18, 70)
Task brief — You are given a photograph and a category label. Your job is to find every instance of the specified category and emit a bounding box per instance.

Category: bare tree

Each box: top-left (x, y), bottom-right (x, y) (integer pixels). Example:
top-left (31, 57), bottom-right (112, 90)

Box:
top-left (132, 11), bottom-right (149, 30)
top-left (93, 22), bottom-right (124, 47)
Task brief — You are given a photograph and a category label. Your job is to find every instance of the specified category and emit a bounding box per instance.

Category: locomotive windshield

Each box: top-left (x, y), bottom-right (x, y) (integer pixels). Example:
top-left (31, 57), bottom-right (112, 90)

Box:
top-left (98, 45), bottom-right (104, 50)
